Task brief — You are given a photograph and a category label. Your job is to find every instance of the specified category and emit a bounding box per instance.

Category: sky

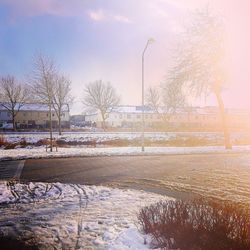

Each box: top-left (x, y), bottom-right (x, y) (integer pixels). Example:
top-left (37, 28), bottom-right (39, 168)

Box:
top-left (0, 0), bottom-right (250, 114)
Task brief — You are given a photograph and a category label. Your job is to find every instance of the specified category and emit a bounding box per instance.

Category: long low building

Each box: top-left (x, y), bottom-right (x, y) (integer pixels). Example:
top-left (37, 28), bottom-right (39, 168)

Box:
top-left (85, 105), bottom-right (250, 130)
top-left (0, 103), bottom-right (70, 129)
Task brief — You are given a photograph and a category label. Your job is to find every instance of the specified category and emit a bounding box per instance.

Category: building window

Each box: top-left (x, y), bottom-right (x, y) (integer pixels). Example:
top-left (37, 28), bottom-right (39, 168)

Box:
top-left (137, 114), bottom-right (141, 119)
top-left (119, 114), bottom-right (122, 119)
top-left (127, 114), bottom-right (131, 119)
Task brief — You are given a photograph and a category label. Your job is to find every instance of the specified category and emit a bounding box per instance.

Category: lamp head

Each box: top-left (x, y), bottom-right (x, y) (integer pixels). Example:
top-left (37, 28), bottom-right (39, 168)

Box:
top-left (148, 38), bottom-right (155, 44)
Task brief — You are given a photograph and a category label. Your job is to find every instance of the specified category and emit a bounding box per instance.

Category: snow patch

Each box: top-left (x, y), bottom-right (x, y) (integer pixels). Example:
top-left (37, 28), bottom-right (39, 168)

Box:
top-left (0, 181), bottom-right (165, 249)
top-left (1, 145), bottom-right (250, 161)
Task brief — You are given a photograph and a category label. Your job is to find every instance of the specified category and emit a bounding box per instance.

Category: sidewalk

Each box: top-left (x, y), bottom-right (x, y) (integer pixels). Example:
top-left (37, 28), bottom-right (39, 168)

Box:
top-left (1, 145), bottom-right (250, 161)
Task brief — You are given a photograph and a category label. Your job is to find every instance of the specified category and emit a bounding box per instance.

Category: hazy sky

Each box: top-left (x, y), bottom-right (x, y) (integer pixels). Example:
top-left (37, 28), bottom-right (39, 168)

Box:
top-left (0, 0), bottom-right (250, 114)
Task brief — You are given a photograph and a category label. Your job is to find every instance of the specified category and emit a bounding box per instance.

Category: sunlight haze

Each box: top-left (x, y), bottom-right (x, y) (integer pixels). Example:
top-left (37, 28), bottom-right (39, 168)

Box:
top-left (0, 0), bottom-right (249, 114)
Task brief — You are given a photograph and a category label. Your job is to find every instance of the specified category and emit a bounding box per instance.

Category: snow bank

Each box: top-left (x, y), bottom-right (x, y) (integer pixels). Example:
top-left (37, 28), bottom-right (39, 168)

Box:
top-left (1, 145), bottom-right (250, 161)
top-left (0, 181), bottom-right (166, 249)
top-left (2, 131), bottom-right (228, 144)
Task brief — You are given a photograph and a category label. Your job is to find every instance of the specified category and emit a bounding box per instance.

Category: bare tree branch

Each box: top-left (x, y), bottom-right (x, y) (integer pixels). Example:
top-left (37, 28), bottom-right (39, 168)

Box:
top-left (52, 74), bottom-right (73, 135)
top-left (0, 75), bottom-right (29, 131)
top-left (82, 80), bottom-right (120, 130)
top-left (28, 54), bottom-right (57, 151)
top-left (146, 86), bottom-right (161, 113)
top-left (168, 7), bottom-right (231, 148)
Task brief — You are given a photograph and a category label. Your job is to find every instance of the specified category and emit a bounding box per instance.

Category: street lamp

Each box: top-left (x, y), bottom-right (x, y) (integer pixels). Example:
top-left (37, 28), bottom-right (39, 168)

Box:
top-left (142, 38), bottom-right (155, 152)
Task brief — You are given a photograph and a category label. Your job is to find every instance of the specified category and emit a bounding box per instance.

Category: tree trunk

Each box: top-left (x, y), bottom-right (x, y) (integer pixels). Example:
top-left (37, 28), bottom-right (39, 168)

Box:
top-left (214, 90), bottom-right (232, 149)
top-left (49, 103), bottom-right (53, 152)
top-left (58, 116), bottom-right (62, 135)
top-left (12, 117), bottom-right (16, 131)
top-left (101, 112), bottom-right (106, 131)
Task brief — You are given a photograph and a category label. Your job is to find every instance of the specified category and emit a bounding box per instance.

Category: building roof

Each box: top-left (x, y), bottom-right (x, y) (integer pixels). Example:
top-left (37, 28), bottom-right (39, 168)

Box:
top-left (84, 105), bottom-right (250, 116)
top-left (0, 103), bottom-right (69, 112)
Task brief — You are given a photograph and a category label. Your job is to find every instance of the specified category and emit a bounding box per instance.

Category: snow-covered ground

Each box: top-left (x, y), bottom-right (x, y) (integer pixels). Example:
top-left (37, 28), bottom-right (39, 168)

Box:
top-left (0, 181), bottom-right (166, 249)
top-left (1, 145), bottom-right (250, 161)
top-left (2, 131), bottom-right (247, 144)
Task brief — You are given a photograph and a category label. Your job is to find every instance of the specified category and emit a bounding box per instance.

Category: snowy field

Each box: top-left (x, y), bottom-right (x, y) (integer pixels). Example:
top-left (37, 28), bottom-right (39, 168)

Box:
top-left (0, 181), bottom-right (166, 249)
top-left (2, 131), bottom-right (248, 144)
top-left (1, 145), bottom-right (250, 161)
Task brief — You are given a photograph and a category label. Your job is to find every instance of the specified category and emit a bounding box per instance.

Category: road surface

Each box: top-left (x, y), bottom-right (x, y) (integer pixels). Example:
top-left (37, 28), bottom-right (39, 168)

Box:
top-left (11, 153), bottom-right (250, 203)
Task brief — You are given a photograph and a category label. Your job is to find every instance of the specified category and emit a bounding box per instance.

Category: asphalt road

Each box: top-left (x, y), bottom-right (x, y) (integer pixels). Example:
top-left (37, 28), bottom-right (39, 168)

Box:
top-left (0, 160), bottom-right (25, 180)
top-left (19, 153), bottom-right (250, 202)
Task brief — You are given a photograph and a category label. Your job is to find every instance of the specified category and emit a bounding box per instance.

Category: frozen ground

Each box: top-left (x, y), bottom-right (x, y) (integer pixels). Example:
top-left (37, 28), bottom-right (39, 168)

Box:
top-left (3, 131), bottom-right (249, 144)
top-left (1, 145), bottom-right (250, 161)
top-left (0, 181), bottom-right (165, 249)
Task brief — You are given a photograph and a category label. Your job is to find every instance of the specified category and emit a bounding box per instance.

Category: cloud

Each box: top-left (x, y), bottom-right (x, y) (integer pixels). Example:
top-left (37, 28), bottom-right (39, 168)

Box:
top-left (87, 9), bottom-right (105, 21)
top-left (0, 0), bottom-right (132, 24)
top-left (113, 15), bottom-right (131, 23)
top-left (0, 0), bottom-right (77, 17)
top-left (87, 8), bottom-right (131, 23)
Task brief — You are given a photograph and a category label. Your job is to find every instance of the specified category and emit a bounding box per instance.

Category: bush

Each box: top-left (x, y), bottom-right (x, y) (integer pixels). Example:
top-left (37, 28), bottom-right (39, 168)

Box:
top-left (0, 134), bottom-right (6, 146)
top-left (138, 199), bottom-right (250, 250)
top-left (35, 139), bottom-right (48, 146)
top-left (20, 138), bottom-right (28, 148)
top-left (0, 236), bottom-right (38, 250)
top-left (3, 142), bottom-right (18, 149)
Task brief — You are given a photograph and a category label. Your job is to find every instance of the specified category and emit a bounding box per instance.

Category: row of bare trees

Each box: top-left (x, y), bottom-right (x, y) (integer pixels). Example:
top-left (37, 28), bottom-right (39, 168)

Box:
top-left (0, 54), bottom-right (73, 151)
top-left (82, 8), bottom-right (231, 150)
top-left (0, 7), bottom-right (232, 149)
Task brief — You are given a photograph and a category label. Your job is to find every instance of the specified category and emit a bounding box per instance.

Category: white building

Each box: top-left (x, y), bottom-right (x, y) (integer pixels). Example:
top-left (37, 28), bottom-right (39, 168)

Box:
top-left (0, 103), bottom-right (70, 129)
top-left (85, 105), bottom-right (250, 130)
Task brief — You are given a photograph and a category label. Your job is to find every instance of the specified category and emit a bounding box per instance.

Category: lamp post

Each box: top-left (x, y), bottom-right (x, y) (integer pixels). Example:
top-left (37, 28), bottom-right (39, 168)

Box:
top-left (142, 38), bottom-right (154, 152)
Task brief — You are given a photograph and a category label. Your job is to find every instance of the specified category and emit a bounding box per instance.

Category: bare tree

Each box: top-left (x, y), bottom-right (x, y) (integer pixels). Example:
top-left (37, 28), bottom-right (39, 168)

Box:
top-left (29, 54), bottom-right (57, 151)
top-left (52, 75), bottom-right (73, 135)
top-left (0, 75), bottom-right (28, 131)
top-left (161, 81), bottom-right (187, 116)
top-left (83, 80), bottom-right (120, 130)
top-left (169, 7), bottom-right (231, 149)
top-left (146, 86), bottom-right (161, 113)
top-left (146, 84), bottom-right (186, 126)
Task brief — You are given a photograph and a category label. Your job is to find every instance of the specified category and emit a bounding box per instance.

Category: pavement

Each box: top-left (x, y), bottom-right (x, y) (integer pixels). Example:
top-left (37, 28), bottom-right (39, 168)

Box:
top-left (1, 153), bottom-right (247, 203)
top-left (0, 160), bottom-right (25, 180)
top-left (1, 153), bottom-right (250, 203)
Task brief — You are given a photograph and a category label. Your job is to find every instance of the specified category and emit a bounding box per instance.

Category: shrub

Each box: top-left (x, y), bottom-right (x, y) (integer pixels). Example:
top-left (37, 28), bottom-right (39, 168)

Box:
top-left (4, 142), bottom-right (18, 149)
top-left (35, 139), bottom-right (48, 146)
top-left (0, 236), bottom-right (38, 250)
top-left (20, 138), bottom-right (28, 148)
top-left (138, 199), bottom-right (250, 250)
top-left (0, 134), bottom-right (6, 146)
